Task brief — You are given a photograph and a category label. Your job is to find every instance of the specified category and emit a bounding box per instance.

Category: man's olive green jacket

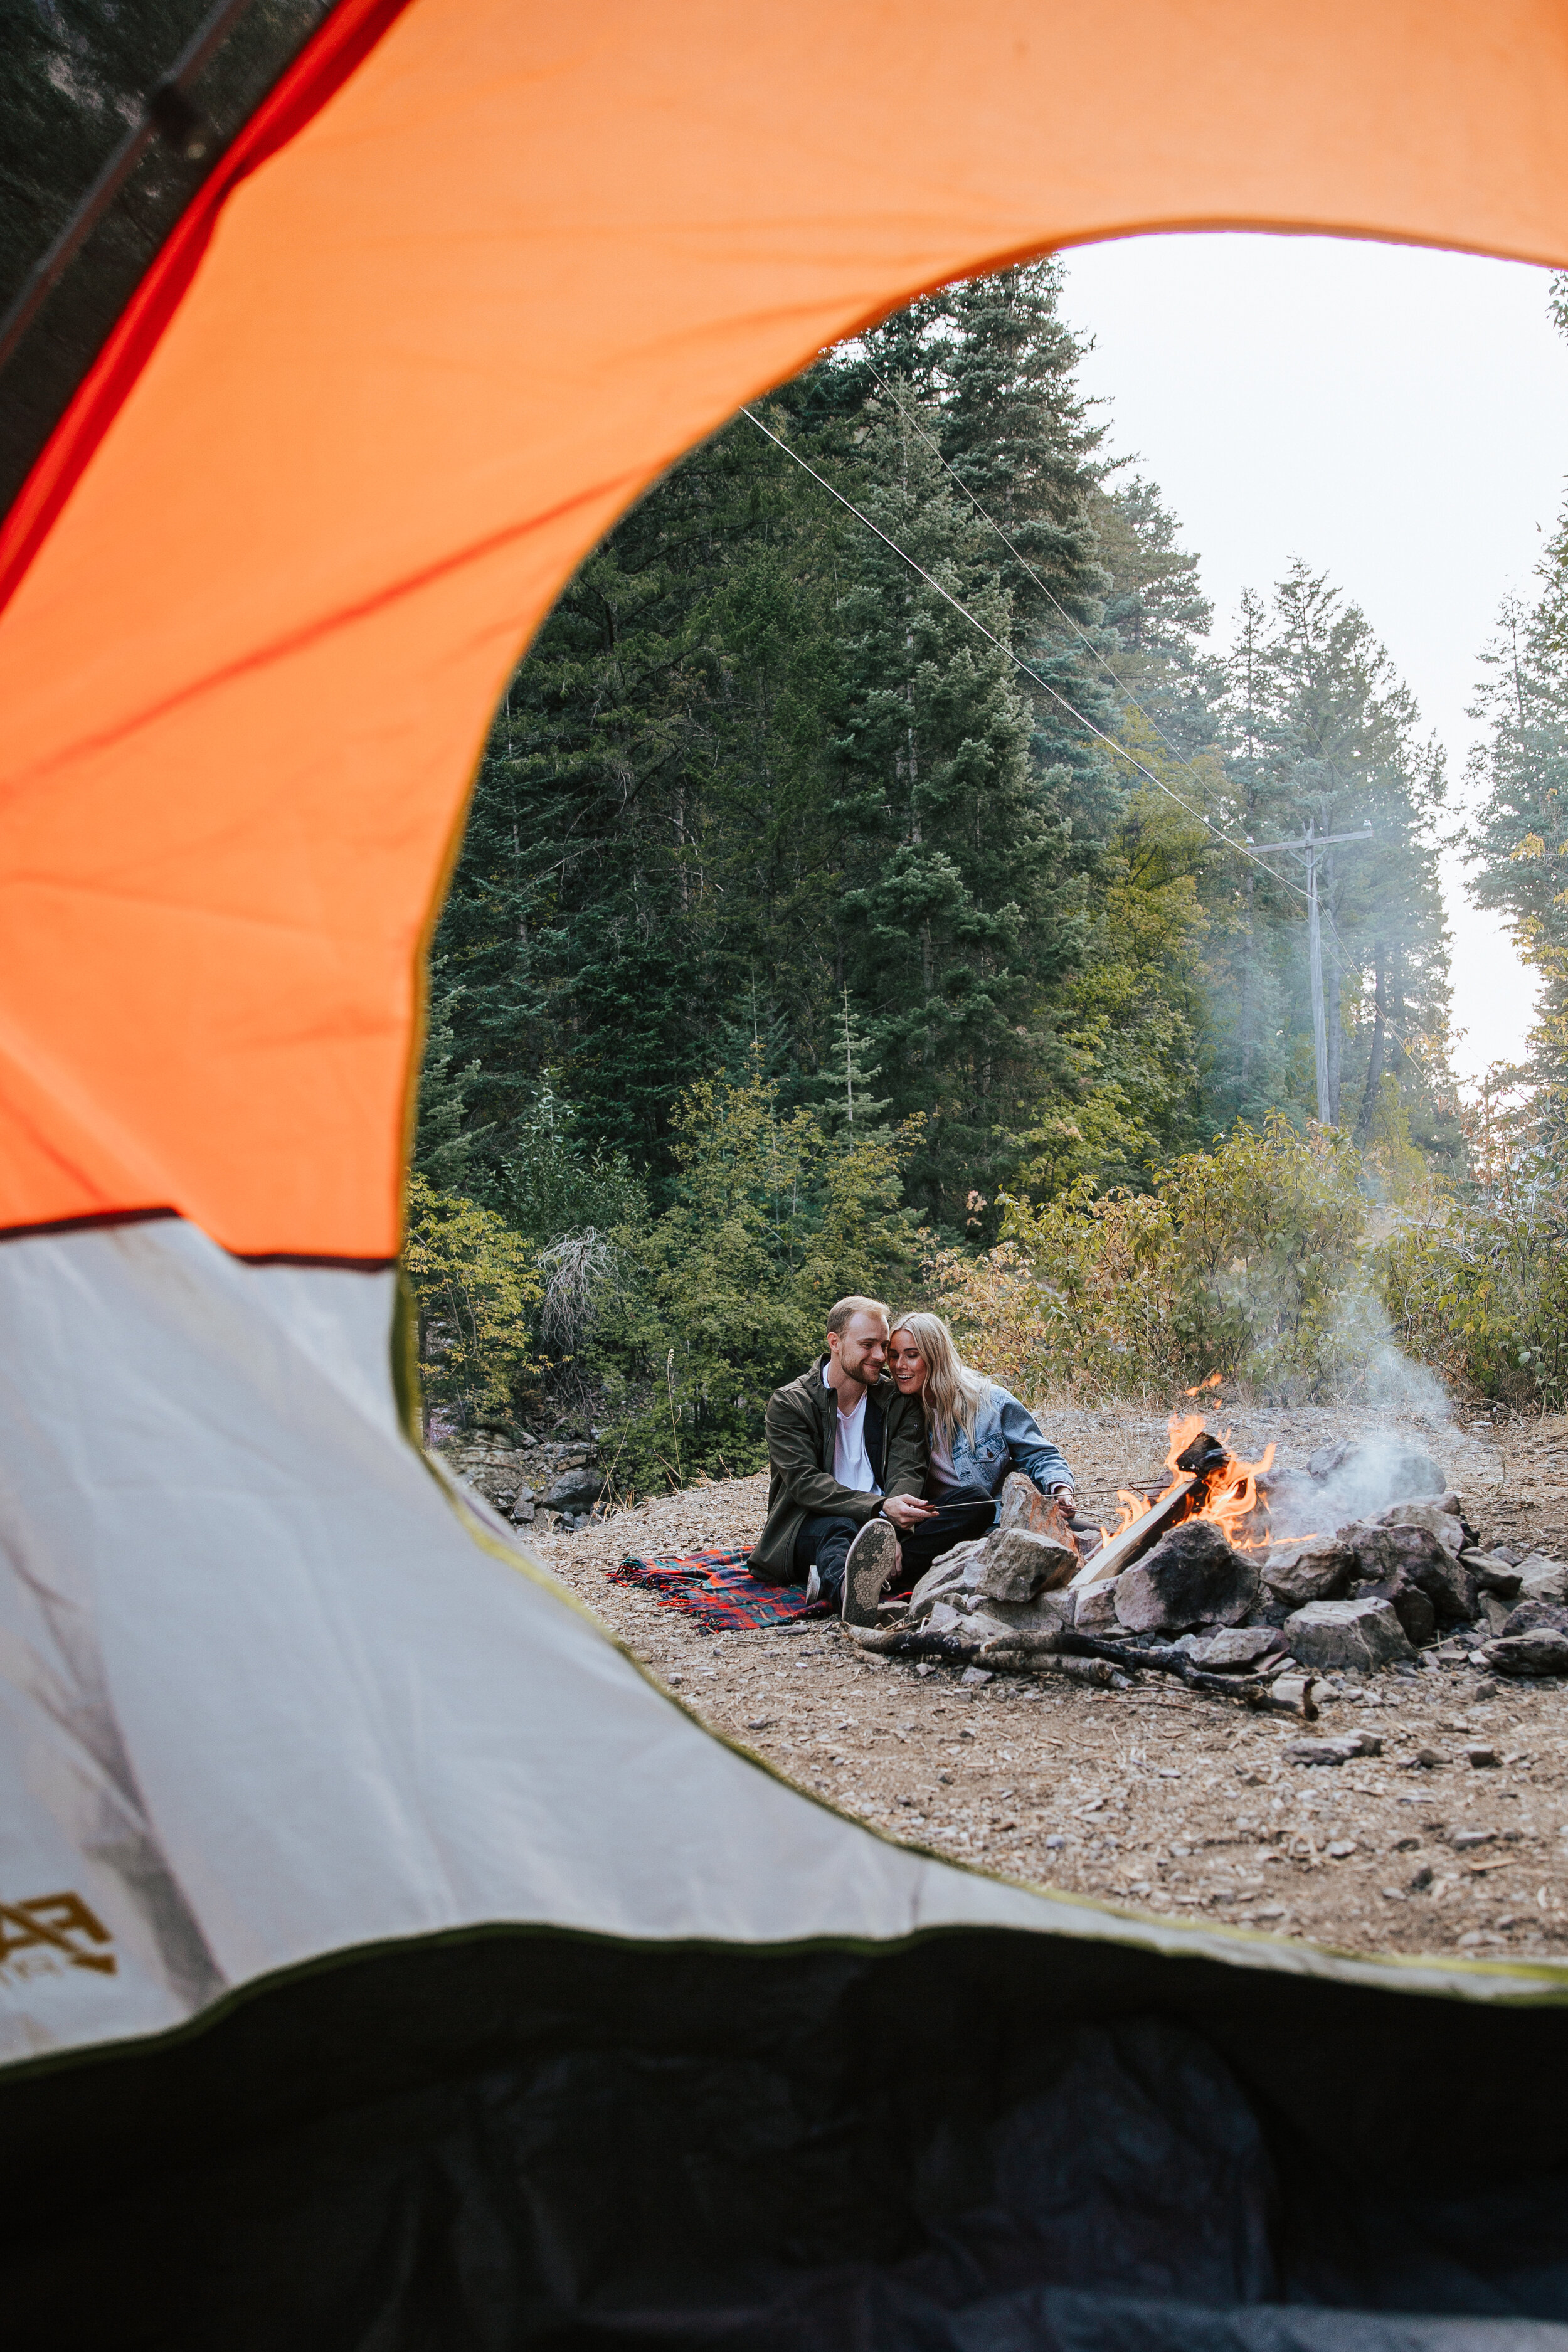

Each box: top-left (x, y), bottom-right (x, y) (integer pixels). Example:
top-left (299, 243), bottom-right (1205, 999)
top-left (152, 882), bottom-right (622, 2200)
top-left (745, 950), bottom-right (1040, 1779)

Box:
top-left (750, 1355), bottom-right (928, 1582)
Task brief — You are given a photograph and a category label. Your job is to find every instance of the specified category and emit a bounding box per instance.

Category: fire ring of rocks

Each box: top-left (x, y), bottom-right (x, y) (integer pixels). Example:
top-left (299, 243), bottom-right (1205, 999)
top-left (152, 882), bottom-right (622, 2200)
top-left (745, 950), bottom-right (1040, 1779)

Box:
top-left (854, 1419), bottom-right (1568, 1708)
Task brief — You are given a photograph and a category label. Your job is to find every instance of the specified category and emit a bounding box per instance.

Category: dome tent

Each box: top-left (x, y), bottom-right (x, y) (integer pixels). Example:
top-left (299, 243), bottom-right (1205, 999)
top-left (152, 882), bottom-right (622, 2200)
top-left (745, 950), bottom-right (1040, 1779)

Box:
top-left (2, 1), bottom-right (1568, 2340)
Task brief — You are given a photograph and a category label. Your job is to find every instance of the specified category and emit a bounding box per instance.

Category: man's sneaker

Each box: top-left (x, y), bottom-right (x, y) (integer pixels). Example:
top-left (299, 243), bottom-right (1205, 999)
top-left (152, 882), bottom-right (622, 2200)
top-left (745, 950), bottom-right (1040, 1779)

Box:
top-left (841, 1517), bottom-right (899, 1627)
top-left (804, 1564), bottom-right (822, 1606)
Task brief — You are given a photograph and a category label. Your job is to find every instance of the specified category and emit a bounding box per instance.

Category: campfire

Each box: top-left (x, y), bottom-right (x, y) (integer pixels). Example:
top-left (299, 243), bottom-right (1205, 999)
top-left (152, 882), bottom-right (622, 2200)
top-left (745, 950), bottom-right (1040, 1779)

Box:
top-left (856, 1406), bottom-right (1568, 1716)
top-left (1091, 1414), bottom-right (1316, 1581)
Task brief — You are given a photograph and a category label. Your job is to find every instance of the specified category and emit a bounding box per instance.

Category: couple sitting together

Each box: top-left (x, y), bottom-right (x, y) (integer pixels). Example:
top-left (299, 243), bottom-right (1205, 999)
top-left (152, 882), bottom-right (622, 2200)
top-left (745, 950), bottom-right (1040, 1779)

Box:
top-left (751, 1295), bottom-right (1076, 1626)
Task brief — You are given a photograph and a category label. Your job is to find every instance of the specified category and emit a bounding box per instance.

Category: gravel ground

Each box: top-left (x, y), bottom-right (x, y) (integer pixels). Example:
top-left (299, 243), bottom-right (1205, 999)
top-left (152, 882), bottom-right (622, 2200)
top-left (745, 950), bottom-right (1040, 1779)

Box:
top-left (523, 1401), bottom-right (1568, 1965)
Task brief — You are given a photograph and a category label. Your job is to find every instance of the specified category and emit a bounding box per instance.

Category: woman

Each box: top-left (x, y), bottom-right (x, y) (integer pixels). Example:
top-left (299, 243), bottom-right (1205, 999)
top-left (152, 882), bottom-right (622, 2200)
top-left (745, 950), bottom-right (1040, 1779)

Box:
top-left (887, 1311), bottom-right (1076, 1548)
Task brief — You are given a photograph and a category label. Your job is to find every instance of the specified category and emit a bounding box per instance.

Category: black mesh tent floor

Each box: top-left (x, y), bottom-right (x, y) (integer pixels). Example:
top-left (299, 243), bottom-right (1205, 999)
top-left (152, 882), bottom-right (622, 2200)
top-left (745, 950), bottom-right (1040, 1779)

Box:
top-left (5, 1922), bottom-right (1567, 2348)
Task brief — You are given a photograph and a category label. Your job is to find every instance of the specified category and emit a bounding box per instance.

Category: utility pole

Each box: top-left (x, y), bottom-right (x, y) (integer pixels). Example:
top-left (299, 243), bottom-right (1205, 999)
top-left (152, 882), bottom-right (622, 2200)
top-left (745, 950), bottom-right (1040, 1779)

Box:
top-left (1248, 819), bottom-right (1372, 1126)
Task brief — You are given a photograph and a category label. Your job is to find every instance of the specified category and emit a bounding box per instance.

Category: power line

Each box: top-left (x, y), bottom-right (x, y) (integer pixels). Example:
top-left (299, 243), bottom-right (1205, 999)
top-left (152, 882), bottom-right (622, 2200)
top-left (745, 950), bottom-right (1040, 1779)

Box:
top-left (858, 358), bottom-right (1223, 808)
top-left (741, 402), bottom-right (1441, 1086)
top-left (741, 403), bottom-right (1302, 898)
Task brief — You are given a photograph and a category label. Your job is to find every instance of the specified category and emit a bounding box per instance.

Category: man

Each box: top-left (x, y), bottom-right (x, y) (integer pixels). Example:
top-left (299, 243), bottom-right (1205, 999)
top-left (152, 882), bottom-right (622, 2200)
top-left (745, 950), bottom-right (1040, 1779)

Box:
top-left (751, 1296), bottom-right (933, 1626)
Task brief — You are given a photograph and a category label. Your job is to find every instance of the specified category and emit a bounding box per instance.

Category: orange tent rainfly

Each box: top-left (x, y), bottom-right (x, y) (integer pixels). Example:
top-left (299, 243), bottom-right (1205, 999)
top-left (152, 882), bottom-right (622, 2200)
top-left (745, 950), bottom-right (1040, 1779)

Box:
top-left (1, 3), bottom-right (1567, 2339)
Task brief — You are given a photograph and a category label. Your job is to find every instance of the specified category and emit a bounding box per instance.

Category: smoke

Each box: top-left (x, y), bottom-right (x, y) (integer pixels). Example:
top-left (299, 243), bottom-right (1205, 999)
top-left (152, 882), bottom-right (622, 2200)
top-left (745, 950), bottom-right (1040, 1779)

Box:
top-left (1324, 1274), bottom-right (1451, 1423)
top-left (1269, 1431), bottom-right (1449, 1534)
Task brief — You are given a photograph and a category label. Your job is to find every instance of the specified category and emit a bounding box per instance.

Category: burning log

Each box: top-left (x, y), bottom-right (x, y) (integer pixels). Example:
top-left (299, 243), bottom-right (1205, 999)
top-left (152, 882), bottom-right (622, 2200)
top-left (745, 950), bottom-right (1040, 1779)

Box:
top-left (1071, 1421), bottom-right (1279, 1592)
top-left (1069, 1478), bottom-right (1193, 1589)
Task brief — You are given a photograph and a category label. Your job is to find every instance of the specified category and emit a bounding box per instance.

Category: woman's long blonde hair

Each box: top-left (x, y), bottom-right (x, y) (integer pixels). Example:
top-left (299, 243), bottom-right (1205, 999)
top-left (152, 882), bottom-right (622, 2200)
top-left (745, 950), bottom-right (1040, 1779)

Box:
top-left (888, 1310), bottom-right (989, 1448)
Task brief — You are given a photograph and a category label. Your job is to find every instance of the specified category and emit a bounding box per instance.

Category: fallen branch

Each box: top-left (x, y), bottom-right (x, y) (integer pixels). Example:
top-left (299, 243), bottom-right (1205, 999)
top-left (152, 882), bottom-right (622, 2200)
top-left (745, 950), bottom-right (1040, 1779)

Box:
top-left (1057, 1631), bottom-right (1318, 1717)
top-left (848, 1624), bottom-right (1119, 1682)
top-left (848, 1620), bottom-right (1316, 1715)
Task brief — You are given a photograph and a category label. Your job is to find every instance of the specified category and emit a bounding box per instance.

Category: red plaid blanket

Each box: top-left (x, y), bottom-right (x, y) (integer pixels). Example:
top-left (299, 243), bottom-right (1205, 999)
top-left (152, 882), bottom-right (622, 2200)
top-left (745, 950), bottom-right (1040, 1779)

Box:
top-left (608, 1546), bottom-right (832, 1632)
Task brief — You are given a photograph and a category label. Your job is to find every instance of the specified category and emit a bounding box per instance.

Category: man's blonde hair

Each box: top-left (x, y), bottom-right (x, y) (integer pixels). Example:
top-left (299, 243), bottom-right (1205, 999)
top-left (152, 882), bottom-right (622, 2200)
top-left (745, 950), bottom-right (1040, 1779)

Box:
top-left (826, 1294), bottom-right (889, 1337)
top-left (887, 1310), bottom-right (988, 1446)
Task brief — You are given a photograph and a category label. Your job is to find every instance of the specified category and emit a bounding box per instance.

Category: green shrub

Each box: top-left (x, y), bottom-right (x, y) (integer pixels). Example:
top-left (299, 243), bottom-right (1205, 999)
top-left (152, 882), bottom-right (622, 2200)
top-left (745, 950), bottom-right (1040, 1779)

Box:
top-left (1379, 1162), bottom-right (1568, 1410)
top-left (403, 1175), bottom-right (541, 1434)
top-left (932, 1115), bottom-right (1372, 1403)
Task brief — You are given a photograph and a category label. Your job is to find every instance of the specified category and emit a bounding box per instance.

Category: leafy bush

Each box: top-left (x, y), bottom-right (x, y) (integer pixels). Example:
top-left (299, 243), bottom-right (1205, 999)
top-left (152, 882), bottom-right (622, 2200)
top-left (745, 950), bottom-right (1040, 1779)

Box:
top-left (495, 1074), bottom-right (645, 1244)
top-left (932, 1115), bottom-right (1372, 1403)
top-left (403, 1175), bottom-right (541, 1435)
top-left (1379, 1160), bottom-right (1568, 1410)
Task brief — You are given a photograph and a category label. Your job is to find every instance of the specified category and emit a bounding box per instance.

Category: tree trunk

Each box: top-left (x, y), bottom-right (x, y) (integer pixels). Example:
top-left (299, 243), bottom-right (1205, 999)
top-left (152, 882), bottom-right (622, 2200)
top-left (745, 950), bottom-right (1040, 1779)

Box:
top-left (1324, 850), bottom-right (1342, 1126)
top-left (1353, 945), bottom-right (1388, 1147)
top-left (1239, 866), bottom-right (1255, 1094)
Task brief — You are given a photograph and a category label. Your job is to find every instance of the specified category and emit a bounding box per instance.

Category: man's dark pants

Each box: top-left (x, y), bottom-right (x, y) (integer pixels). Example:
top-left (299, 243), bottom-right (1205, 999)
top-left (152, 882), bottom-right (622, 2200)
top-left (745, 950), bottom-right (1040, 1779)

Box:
top-left (791, 1485), bottom-right (997, 1605)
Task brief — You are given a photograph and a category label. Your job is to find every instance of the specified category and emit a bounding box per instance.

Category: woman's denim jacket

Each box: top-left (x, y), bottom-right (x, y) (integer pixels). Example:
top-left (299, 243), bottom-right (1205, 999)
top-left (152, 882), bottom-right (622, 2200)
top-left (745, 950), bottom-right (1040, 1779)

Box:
top-left (948, 1382), bottom-right (1073, 1518)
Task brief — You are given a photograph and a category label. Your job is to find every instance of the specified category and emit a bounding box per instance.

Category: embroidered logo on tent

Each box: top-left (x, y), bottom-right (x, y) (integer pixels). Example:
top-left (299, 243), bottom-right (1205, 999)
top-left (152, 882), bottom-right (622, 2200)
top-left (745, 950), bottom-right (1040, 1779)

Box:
top-left (0, 1891), bottom-right (116, 1981)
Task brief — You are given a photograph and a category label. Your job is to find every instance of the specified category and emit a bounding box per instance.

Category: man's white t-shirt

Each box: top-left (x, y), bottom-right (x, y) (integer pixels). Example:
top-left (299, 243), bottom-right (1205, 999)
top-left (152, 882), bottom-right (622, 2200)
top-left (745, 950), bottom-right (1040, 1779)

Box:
top-left (823, 1364), bottom-right (881, 1495)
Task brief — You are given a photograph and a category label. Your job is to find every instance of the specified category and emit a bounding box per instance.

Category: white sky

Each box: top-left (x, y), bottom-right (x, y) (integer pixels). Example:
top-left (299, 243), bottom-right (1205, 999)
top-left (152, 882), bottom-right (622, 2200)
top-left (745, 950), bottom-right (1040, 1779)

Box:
top-left (1057, 233), bottom-right (1568, 1086)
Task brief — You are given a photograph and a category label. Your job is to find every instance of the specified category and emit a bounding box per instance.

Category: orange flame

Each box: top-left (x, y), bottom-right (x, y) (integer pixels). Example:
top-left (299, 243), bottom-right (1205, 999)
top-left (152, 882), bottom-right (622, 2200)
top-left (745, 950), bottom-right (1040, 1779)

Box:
top-left (1162, 1412), bottom-right (1275, 1549)
top-left (1182, 1371), bottom-right (1223, 1397)
top-left (1098, 1412), bottom-right (1278, 1552)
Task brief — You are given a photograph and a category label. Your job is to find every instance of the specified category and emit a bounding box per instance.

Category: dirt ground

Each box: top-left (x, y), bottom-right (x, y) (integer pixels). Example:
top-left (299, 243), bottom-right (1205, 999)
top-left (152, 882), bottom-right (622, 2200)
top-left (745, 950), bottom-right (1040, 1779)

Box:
top-left (526, 1401), bottom-right (1568, 1966)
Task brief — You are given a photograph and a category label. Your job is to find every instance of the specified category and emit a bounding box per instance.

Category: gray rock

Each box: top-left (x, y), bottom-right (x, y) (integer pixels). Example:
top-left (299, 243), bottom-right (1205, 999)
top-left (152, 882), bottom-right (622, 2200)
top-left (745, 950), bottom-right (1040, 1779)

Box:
top-left (1263, 1534), bottom-right (1357, 1606)
top-left (1192, 1625), bottom-right (1285, 1671)
top-left (1365, 1503), bottom-right (1468, 1556)
top-left (1478, 1592), bottom-right (1516, 1637)
top-left (924, 1600), bottom-right (1013, 1644)
top-left (906, 1540), bottom-right (988, 1624)
top-left (1463, 1552), bottom-right (1524, 1597)
top-left (1518, 1557), bottom-right (1568, 1604)
top-left (1283, 1596), bottom-right (1415, 1672)
top-left (972, 1589), bottom-right (1074, 1642)
top-left (1353, 1572), bottom-right (1437, 1648)
top-left (1113, 1519), bottom-right (1259, 1634)
top-left (1284, 1730), bottom-right (1383, 1767)
top-left (1486, 1628), bottom-right (1568, 1677)
top-left (541, 1466), bottom-right (607, 1510)
top-left (996, 1477), bottom-right (1060, 1537)
top-left (1348, 1523), bottom-right (1476, 1623)
top-left (1073, 1579), bottom-right (1120, 1632)
top-left (1364, 1490), bottom-right (1461, 1528)
top-left (1502, 1597), bottom-right (1568, 1637)
top-left (975, 1525), bottom-right (1078, 1602)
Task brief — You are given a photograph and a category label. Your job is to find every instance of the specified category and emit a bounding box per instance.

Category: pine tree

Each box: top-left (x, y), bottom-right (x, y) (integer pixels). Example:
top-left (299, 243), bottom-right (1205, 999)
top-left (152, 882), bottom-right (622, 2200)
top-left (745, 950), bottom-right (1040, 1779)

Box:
top-left (1219, 566), bottom-right (1453, 1148)
top-left (827, 379), bottom-right (1056, 1213)
top-left (413, 962), bottom-right (485, 1188)
top-left (820, 988), bottom-right (893, 1136)
top-left (1467, 564), bottom-right (1568, 1141)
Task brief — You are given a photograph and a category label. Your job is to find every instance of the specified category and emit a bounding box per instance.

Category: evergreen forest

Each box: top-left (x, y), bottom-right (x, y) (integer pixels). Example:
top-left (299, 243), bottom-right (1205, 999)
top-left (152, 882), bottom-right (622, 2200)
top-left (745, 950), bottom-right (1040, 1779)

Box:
top-left (407, 262), bottom-right (1568, 1479)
